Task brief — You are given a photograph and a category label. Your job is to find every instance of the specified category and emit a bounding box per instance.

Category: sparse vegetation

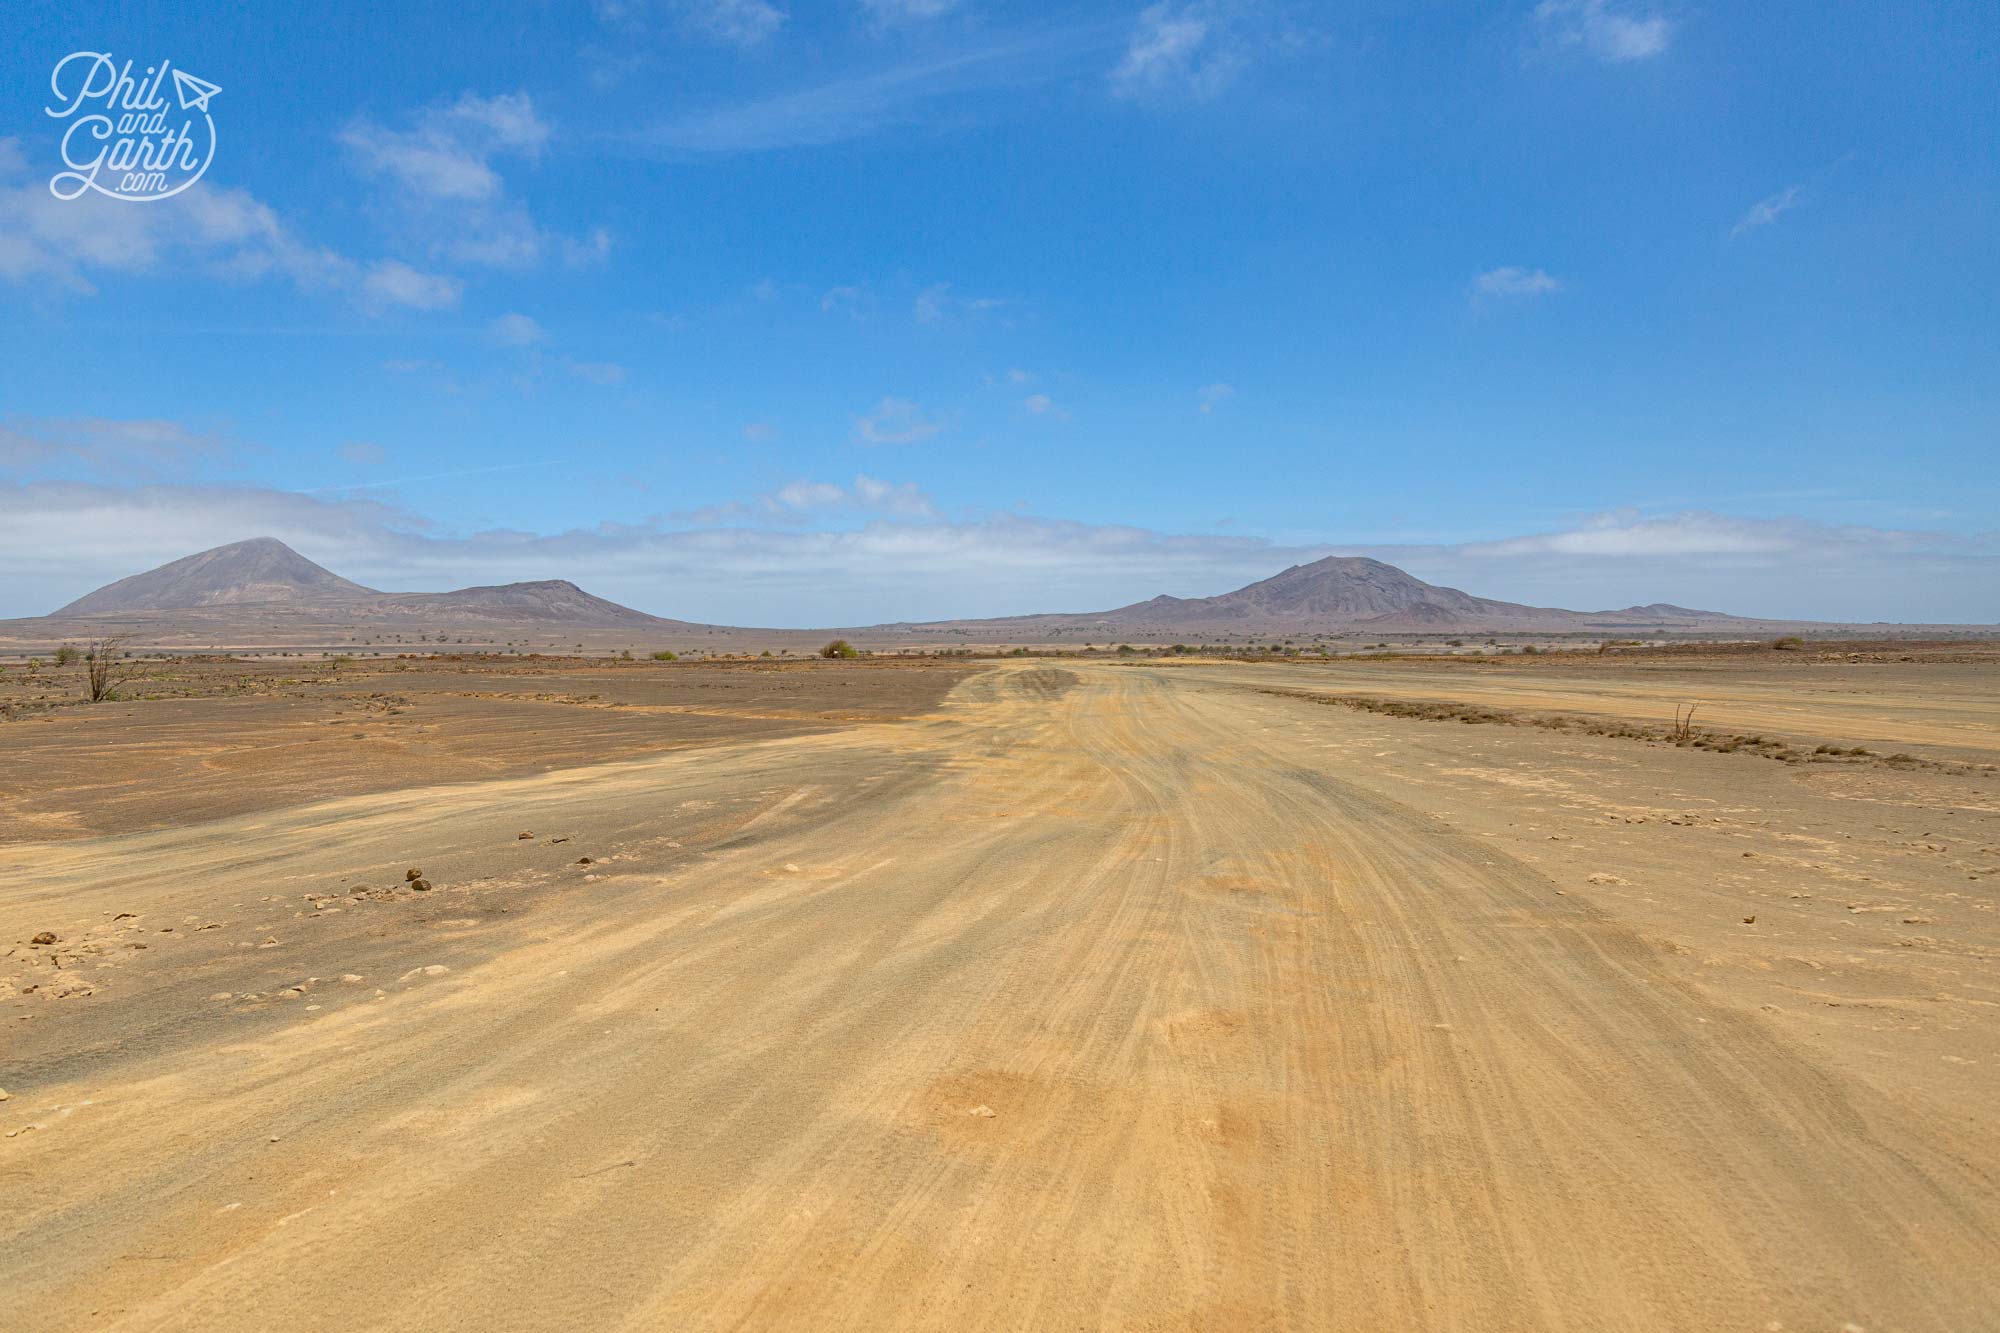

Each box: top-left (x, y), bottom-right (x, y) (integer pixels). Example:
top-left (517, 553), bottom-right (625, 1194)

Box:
top-left (650, 649), bottom-right (678, 661)
top-left (54, 645), bottom-right (80, 666)
top-left (1772, 636), bottom-right (1806, 650)
top-left (820, 639), bottom-right (859, 659)
top-left (84, 636), bottom-right (131, 703)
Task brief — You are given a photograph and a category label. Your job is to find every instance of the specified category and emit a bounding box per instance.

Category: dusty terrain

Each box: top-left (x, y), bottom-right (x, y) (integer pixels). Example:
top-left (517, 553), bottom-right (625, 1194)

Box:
top-left (3, 648), bottom-right (1998, 1329)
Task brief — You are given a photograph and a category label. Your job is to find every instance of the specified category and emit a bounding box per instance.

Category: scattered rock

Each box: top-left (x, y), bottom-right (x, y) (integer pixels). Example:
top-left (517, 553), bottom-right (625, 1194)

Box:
top-left (30, 932), bottom-right (56, 946)
top-left (405, 868), bottom-right (423, 882)
top-left (967, 1104), bottom-right (996, 1118)
top-left (411, 879), bottom-right (432, 891)
top-left (783, 863), bottom-right (801, 873)
top-left (1742, 916), bottom-right (1756, 925)
top-left (210, 991), bottom-right (234, 1001)
top-left (1586, 873), bottom-right (1628, 886)
top-left (577, 857), bottom-right (593, 865)
top-left (0, 1089), bottom-right (8, 1101)
top-left (341, 974), bottom-right (364, 984)
top-left (517, 831), bottom-right (534, 840)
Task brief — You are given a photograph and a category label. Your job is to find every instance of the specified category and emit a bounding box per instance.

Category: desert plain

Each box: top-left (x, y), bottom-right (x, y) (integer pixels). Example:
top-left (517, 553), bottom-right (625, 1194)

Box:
top-left (3, 642), bottom-right (1998, 1329)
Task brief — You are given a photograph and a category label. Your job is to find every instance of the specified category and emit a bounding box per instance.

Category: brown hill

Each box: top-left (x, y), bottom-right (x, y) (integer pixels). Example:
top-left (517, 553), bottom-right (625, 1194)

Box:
top-left (57, 537), bottom-right (378, 615)
top-left (45, 539), bottom-right (689, 632)
top-left (890, 555), bottom-right (1743, 635)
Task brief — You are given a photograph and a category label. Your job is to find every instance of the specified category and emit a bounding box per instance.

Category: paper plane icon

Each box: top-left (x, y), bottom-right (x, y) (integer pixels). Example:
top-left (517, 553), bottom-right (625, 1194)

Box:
top-left (171, 68), bottom-right (221, 113)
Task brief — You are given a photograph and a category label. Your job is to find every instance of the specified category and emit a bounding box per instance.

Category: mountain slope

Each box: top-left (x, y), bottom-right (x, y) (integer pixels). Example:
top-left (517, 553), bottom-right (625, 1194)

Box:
top-left (56, 538), bottom-right (378, 615)
top-left (49, 539), bottom-right (689, 630)
top-left (372, 580), bottom-right (694, 628)
top-left (893, 555), bottom-right (1751, 634)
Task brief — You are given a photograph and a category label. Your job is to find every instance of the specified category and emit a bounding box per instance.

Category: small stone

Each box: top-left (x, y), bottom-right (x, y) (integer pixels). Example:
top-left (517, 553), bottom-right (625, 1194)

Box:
top-left (30, 932), bottom-right (56, 945)
top-left (1742, 916), bottom-right (1756, 924)
top-left (0, 1089), bottom-right (9, 1101)
top-left (967, 1104), bottom-right (996, 1118)
top-left (411, 879), bottom-right (432, 891)
top-left (341, 974), bottom-right (364, 984)
top-left (518, 832), bottom-right (534, 840)
top-left (577, 857), bottom-right (593, 865)
top-left (405, 868), bottom-right (423, 882)
top-left (210, 991), bottom-right (234, 1001)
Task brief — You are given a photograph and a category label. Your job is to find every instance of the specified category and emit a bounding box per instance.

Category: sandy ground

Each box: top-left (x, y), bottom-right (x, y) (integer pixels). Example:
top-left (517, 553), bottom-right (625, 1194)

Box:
top-left (0, 657), bottom-right (971, 841)
top-left (2, 655), bottom-right (1997, 1329)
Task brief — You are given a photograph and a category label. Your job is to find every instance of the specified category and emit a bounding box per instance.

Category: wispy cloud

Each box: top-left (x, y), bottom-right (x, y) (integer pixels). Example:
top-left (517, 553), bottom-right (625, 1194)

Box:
top-left (856, 0), bottom-right (959, 24)
top-left (1110, 3), bottom-right (1249, 102)
top-left (636, 27), bottom-right (1106, 154)
top-left (564, 358), bottom-right (628, 386)
top-left (855, 396), bottom-right (945, 444)
top-left (1731, 185), bottom-right (1803, 239)
top-left (1473, 266), bottom-right (1562, 299)
top-left (0, 417), bottom-right (228, 478)
top-left (679, 0), bottom-right (786, 46)
top-left (490, 312), bottom-right (547, 346)
top-left (1533, 0), bottom-right (1672, 63)
top-left (0, 143), bottom-right (459, 312)
top-left (341, 92), bottom-right (603, 269)
top-left (1198, 382), bottom-right (1234, 414)
top-left (675, 473), bottom-right (938, 524)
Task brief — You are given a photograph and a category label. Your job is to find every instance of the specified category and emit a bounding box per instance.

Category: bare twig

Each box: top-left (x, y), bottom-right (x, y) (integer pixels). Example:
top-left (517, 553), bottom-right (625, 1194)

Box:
top-left (85, 635), bottom-right (132, 703)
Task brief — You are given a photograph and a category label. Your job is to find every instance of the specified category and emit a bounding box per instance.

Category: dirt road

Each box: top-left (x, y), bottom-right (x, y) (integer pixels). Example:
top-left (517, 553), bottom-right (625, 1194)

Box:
top-left (4, 663), bottom-right (1996, 1329)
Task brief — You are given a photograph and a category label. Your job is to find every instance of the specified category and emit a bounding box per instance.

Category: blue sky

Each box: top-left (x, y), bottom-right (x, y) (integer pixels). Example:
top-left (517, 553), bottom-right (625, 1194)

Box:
top-left (1, 0), bottom-right (1994, 624)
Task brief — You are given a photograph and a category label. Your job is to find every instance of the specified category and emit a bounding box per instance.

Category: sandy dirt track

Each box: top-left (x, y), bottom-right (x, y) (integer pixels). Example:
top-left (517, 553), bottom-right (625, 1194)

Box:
top-left (3, 662), bottom-right (1997, 1329)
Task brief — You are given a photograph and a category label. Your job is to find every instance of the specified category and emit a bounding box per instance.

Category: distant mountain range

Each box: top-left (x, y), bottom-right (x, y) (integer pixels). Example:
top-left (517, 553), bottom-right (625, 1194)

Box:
top-left (891, 556), bottom-right (1742, 635)
top-left (47, 538), bottom-right (689, 631)
top-left (11, 536), bottom-right (1962, 651)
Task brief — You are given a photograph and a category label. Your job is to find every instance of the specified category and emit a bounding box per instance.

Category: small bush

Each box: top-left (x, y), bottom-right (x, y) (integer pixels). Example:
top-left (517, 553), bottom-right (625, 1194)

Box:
top-left (651, 649), bottom-right (678, 661)
top-left (54, 645), bottom-right (80, 666)
top-left (820, 639), bottom-right (859, 659)
top-left (1772, 636), bottom-right (1805, 650)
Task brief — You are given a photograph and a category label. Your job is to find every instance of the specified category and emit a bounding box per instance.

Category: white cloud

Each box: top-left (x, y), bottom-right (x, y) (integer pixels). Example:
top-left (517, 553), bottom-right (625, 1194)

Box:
top-left (1473, 266), bottom-right (1562, 298)
top-left (638, 31), bottom-right (1089, 154)
top-left (490, 313), bottom-right (546, 347)
top-left (1022, 393), bottom-right (1070, 420)
top-left (1534, 0), bottom-right (1672, 63)
top-left (742, 421), bottom-right (776, 442)
top-left (820, 284), bottom-right (867, 316)
top-left (1198, 382), bottom-right (1234, 414)
top-left (676, 473), bottom-right (939, 525)
top-left (0, 153), bottom-right (455, 311)
top-left (340, 92), bottom-right (548, 203)
top-left (856, 0), bottom-right (958, 22)
top-left (679, 0), bottom-right (786, 45)
top-left (340, 92), bottom-right (602, 271)
top-left (1110, 3), bottom-right (1248, 103)
top-left (360, 260), bottom-right (464, 311)
top-left (562, 226), bottom-right (616, 267)
top-left (913, 281), bottom-right (1008, 324)
top-left (565, 358), bottom-right (628, 386)
top-left (855, 396), bottom-right (944, 444)
top-left (1731, 185), bottom-right (1803, 239)
top-left (0, 417), bottom-right (227, 477)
